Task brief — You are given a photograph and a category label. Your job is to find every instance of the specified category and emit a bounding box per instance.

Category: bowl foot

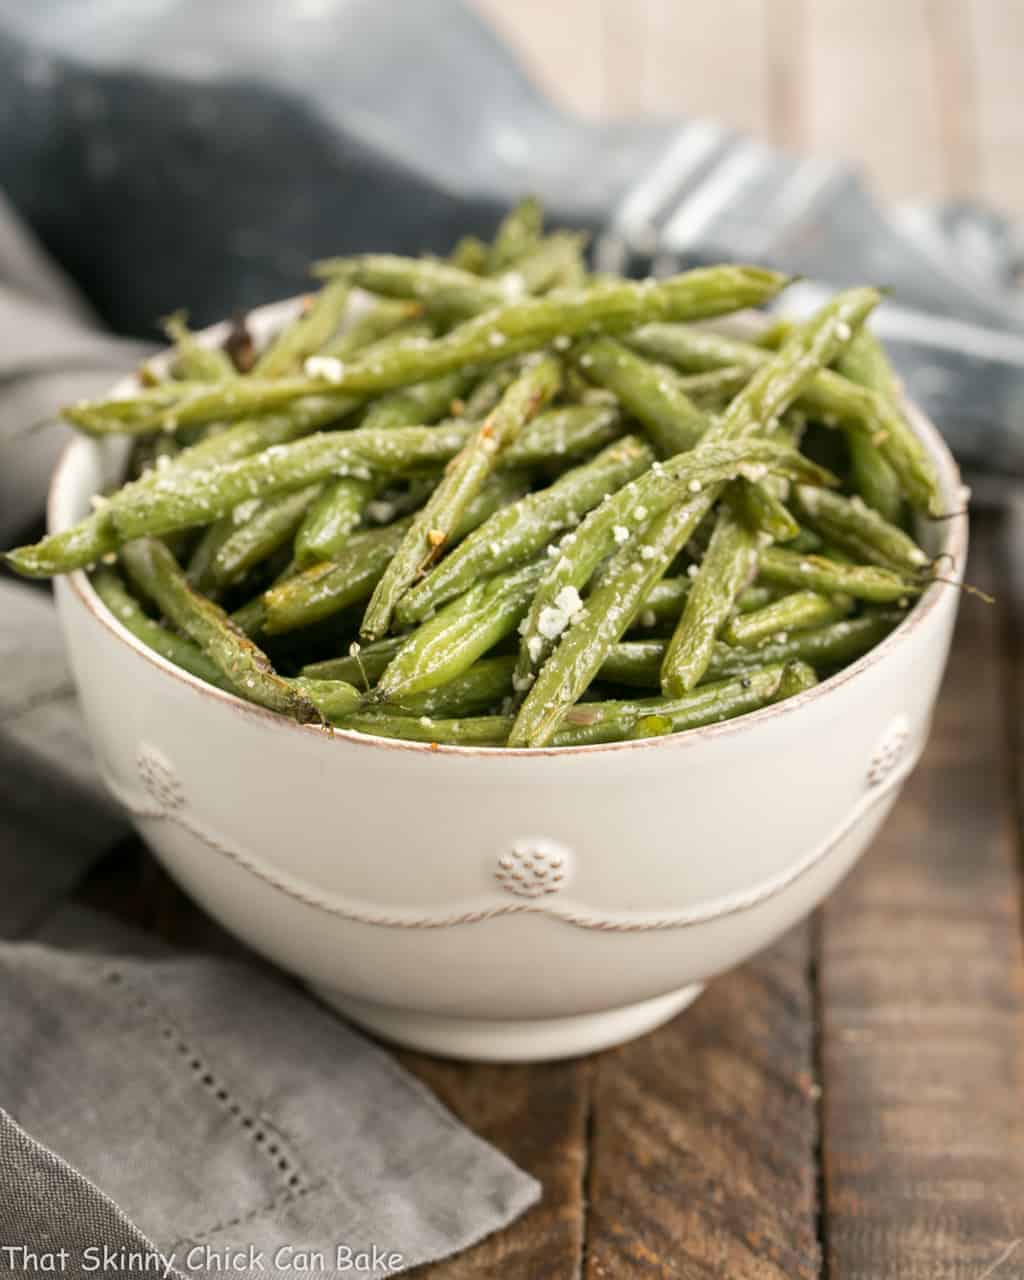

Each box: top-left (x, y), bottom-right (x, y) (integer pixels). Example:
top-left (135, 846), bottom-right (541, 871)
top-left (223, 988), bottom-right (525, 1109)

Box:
top-left (311, 983), bottom-right (705, 1062)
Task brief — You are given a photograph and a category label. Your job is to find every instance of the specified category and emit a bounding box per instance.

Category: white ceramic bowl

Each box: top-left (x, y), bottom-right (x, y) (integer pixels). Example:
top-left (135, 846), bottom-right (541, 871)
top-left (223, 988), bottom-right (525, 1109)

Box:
top-left (49, 303), bottom-right (968, 1062)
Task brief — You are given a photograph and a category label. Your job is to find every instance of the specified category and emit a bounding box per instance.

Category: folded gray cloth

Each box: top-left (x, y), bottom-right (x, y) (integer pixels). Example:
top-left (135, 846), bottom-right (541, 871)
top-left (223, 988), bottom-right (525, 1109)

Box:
top-left (0, 907), bottom-right (538, 1279)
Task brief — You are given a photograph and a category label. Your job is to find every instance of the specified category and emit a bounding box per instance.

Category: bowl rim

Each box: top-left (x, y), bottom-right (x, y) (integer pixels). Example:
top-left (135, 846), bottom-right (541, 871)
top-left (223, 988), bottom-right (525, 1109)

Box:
top-left (49, 304), bottom-right (969, 760)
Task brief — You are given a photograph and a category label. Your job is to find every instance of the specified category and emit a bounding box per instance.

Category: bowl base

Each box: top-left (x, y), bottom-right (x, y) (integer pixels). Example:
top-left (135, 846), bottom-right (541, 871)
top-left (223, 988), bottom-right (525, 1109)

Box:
top-left (311, 983), bottom-right (705, 1062)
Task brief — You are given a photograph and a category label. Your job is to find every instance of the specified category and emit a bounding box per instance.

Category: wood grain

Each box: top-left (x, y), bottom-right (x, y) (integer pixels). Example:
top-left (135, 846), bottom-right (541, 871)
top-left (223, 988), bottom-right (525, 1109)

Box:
top-left (818, 516), bottom-right (1024, 1279)
top-left (802, 0), bottom-right (946, 201)
top-left (467, 0), bottom-right (1024, 217)
top-left (584, 927), bottom-right (820, 1279)
top-left (965, 0), bottom-right (1024, 217)
top-left (401, 1055), bottom-right (590, 1278)
top-left (471, 0), bottom-right (608, 119)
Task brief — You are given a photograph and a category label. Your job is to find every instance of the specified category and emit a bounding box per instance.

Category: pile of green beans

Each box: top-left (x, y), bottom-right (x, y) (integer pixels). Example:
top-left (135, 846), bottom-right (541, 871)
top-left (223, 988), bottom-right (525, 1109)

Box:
top-left (5, 198), bottom-right (946, 747)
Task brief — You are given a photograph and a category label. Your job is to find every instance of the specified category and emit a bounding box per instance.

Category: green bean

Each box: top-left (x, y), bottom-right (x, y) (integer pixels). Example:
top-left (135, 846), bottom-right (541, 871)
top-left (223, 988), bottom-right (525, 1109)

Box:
top-left (836, 328), bottom-right (904, 523)
top-left (754, 318), bottom-right (794, 350)
top-left (462, 362), bottom-right (522, 418)
top-left (79, 405), bottom-right (614, 559)
top-left (510, 289), bottom-right (877, 743)
top-left (627, 314), bottom-right (939, 513)
top-left (624, 578), bottom-right (782, 632)
top-left (128, 434), bottom-right (182, 482)
top-left (186, 518), bottom-right (238, 593)
top-left (721, 590), bottom-right (852, 647)
top-left (291, 477), bottom-right (379, 566)
top-left (359, 370), bottom-right (473, 432)
top-left (164, 312), bottom-right (237, 383)
top-left (5, 394), bottom-right (364, 579)
top-left (509, 494), bottom-right (710, 745)
top-left (791, 485), bottom-right (929, 575)
top-left (660, 503), bottom-right (760, 695)
top-left (512, 437), bottom-right (836, 695)
top-left (677, 366), bottom-right (752, 406)
top-left (209, 484), bottom-right (323, 588)
top-left (449, 235), bottom-right (488, 273)
top-left (289, 320), bottom-right (448, 564)
top-left (302, 637), bottom-right (404, 685)
top-left (396, 436), bottom-right (654, 625)
top-left (261, 473), bottom-right (525, 635)
top-left (734, 478), bottom-right (800, 542)
top-left (361, 355), bottom-right (562, 639)
top-left (8, 404), bottom-right (612, 582)
top-left (337, 712), bottom-right (512, 747)
top-left (340, 663), bottom-right (789, 747)
top-left (487, 196), bottom-right (543, 273)
top-left (91, 567), bottom-right (230, 688)
top-left (110, 423), bottom-right (474, 544)
top-left (772, 659), bottom-right (820, 700)
top-left (120, 538), bottom-right (320, 723)
top-left (758, 546), bottom-right (917, 602)
top-left (373, 560), bottom-right (547, 703)
top-left (657, 289), bottom-right (883, 697)
top-left (252, 279), bottom-right (351, 378)
top-left (552, 663), bottom-right (787, 745)
top-left (506, 403), bottom-right (622, 463)
top-left (381, 655), bottom-right (516, 718)
top-left (63, 266), bottom-right (788, 435)
top-left (505, 231), bottom-right (589, 295)
top-left (313, 254), bottom-right (514, 317)
top-left (788, 527), bottom-right (824, 554)
top-left (6, 508), bottom-right (122, 578)
top-left (230, 596), bottom-right (267, 638)
top-left (168, 396), bottom-right (362, 472)
top-left (288, 676), bottom-right (361, 720)
top-left (599, 611), bottom-right (906, 687)
top-left (320, 301), bottom-right (426, 360)
top-left (293, 369), bottom-right (473, 564)
top-left (573, 336), bottom-right (708, 455)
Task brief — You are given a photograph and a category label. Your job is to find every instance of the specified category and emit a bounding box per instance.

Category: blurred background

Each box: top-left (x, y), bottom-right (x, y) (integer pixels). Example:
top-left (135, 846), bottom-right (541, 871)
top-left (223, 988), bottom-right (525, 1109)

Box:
top-left (476, 0), bottom-right (1021, 216)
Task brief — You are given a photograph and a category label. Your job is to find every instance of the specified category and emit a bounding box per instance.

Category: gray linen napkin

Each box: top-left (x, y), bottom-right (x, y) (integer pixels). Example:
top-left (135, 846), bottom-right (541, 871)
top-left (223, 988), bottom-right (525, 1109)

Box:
top-left (0, 907), bottom-right (539, 1279)
top-left (0, 205), bottom-right (539, 1274)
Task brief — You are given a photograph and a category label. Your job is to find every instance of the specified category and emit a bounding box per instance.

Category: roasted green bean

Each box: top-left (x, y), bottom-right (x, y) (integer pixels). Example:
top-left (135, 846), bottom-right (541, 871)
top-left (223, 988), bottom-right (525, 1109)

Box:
top-left (791, 484), bottom-right (929, 575)
top-left (599, 611), bottom-right (906, 687)
top-left (361, 355), bottom-right (562, 639)
top-left (120, 538), bottom-right (320, 723)
top-left (721, 590), bottom-right (852, 647)
top-left (396, 435), bottom-right (654, 625)
top-left (63, 267), bottom-right (788, 436)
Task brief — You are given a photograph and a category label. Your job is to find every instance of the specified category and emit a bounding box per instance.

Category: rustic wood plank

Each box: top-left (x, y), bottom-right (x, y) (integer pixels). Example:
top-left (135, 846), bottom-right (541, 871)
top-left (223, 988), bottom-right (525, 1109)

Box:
top-left (925, 0), bottom-right (981, 201)
top-left (584, 927), bottom-right (820, 1279)
top-left (802, 0), bottom-right (947, 201)
top-left (818, 512), bottom-right (1024, 1278)
top-left (401, 1055), bottom-right (589, 1279)
top-left (597, 0), bottom-right (652, 118)
top-left (639, 0), bottom-right (770, 134)
top-left (763, 0), bottom-right (805, 149)
top-left (964, 0), bottom-right (1024, 218)
top-left (470, 0), bottom-right (608, 119)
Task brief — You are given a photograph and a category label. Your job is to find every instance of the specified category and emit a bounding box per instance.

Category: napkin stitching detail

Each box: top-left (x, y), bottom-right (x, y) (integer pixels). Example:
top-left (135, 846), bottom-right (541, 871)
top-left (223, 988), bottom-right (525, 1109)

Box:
top-left (99, 967), bottom-right (320, 1236)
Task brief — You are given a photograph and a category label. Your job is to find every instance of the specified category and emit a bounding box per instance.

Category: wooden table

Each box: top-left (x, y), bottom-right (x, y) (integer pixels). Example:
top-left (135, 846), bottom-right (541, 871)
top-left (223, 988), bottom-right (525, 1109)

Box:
top-left (70, 5), bottom-right (1024, 1275)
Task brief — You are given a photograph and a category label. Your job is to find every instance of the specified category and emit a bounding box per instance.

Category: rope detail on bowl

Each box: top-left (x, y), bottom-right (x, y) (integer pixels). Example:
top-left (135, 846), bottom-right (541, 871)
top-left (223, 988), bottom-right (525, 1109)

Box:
top-left (106, 739), bottom-right (920, 933)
